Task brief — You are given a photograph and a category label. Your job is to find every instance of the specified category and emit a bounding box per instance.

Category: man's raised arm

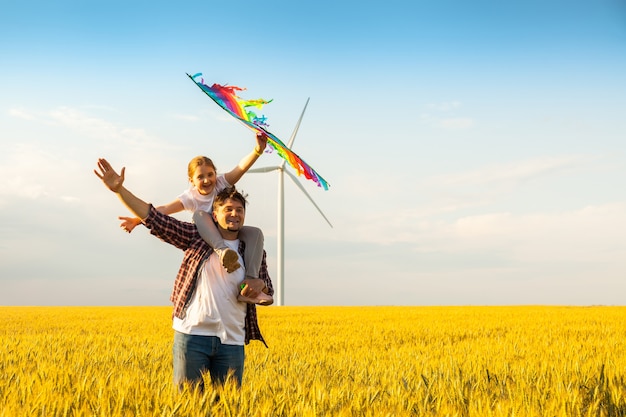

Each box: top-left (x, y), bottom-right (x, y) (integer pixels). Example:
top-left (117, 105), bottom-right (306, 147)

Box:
top-left (94, 158), bottom-right (150, 220)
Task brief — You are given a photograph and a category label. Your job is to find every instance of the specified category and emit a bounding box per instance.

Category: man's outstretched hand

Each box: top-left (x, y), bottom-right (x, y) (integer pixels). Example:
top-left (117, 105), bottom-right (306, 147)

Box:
top-left (94, 158), bottom-right (125, 192)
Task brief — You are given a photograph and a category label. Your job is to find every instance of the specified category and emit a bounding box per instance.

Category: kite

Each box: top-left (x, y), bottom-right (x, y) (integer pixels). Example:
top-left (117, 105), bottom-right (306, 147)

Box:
top-left (187, 72), bottom-right (330, 190)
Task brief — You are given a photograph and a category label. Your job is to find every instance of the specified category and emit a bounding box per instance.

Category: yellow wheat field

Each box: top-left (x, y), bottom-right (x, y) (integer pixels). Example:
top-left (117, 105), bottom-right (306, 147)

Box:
top-left (1, 306), bottom-right (625, 416)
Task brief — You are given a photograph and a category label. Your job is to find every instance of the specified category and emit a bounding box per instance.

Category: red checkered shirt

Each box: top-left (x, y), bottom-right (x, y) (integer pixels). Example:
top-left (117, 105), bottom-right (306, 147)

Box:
top-left (143, 205), bottom-right (273, 346)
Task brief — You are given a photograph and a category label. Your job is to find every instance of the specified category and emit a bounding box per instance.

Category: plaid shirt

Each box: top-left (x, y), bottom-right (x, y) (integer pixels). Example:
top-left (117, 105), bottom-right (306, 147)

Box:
top-left (143, 205), bottom-right (273, 346)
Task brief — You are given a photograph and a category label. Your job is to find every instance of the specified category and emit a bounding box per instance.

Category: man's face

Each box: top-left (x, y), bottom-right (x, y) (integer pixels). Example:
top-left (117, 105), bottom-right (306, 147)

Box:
top-left (212, 198), bottom-right (245, 232)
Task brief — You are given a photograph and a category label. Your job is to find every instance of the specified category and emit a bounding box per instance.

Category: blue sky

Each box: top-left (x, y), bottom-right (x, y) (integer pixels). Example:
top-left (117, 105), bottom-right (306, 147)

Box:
top-left (1, 0), bottom-right (625, 306)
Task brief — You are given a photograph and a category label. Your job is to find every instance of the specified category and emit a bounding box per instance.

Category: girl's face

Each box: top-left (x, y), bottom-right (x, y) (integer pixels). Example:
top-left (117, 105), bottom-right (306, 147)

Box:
top-left (190, 164), bottom-right (217, 195)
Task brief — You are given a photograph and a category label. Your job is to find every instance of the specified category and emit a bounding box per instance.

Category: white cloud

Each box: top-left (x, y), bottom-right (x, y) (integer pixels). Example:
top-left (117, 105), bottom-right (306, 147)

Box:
top-left (48, 106), bottom-right (153, 143)
top-left (8, 108), bottom-right (35, 120)
top-left (335, 153), bottom-right (621, 272)
top-left (8, 105), bottom-right (174, 149)
top-left (0, 143), bottom-right (81, 202)
top-left (422, 203), bottom-right (626, 262)
top-left (419, 101), bottom-right (474, 130)
top-left (438, 117), bottom-right (475, 130)
top-left (428, 154), bottom-right (587, 187)
top-left (0, 175), bottom-right (48, 200)
top-left (349, 202), bottom-right (626, 265)
top-left (172, 113), bottom-right (201, 121)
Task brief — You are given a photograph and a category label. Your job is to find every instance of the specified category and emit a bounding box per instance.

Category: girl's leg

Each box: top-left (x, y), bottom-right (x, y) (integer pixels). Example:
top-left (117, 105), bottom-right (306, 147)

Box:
top-left (193, 210), bottom-right (240, 273)
top-left (237, 225), bottom-right (264, 279)
top-left (235, 225), bottom-right (273, 305)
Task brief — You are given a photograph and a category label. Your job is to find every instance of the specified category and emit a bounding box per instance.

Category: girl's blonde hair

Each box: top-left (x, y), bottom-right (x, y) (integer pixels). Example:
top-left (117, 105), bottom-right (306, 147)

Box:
top-left (187, 156), bottom-right (216, 179)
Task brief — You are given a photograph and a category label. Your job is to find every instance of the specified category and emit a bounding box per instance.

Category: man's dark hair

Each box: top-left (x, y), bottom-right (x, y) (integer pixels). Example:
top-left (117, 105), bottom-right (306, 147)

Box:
top-left (213, 186), bottom-right (248, 211)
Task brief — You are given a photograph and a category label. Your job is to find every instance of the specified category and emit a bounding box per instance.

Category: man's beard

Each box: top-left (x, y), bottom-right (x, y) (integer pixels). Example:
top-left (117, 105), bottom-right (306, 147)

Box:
top-left (225, 224), bottom-right (241, 232)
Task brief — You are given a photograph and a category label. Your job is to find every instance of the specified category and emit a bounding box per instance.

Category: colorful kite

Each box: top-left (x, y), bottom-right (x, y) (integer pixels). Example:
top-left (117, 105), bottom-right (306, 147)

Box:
top-left (187, 73), bottom-right (330, 190)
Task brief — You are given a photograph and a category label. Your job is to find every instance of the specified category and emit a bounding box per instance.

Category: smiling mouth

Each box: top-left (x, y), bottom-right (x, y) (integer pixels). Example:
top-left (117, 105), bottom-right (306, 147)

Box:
top-left (225, 219), bottom-right (240, 227)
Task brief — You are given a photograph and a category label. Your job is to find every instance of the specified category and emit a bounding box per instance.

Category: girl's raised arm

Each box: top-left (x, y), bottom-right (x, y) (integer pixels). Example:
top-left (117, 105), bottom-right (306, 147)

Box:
top-left (224, 133), bottom-right (268, 185)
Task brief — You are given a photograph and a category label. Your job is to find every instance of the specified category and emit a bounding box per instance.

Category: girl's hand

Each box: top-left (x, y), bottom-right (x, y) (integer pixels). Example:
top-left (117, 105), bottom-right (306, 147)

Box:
top-left (240, 278), bottom-right (267, 297)
top-left (118, 216), bottom-right (141, 233)
top-left (255, 132), bottom-right (268, 151)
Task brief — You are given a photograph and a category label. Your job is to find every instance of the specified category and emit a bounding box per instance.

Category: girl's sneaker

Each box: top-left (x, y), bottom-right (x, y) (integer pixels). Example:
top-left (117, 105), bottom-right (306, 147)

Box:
top-left (237, 287), bottom-right (274, 305)
top-left (215, 248), bottom-right (241, 273)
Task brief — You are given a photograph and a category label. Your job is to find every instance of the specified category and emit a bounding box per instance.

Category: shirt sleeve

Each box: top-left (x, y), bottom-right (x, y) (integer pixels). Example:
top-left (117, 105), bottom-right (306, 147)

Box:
top-left (216, 174), bottom-right (231, 190)
top-left (143, 205), bottom-right (199, 250)
top-left (258, 250), bottom-right (274, 296)
top-left (177, 188), bottom-right (196, 212)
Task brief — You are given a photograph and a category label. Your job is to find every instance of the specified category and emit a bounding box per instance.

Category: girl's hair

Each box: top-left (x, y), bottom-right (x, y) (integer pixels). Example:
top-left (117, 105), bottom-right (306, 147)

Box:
top-left (187, 156), bottom-right (216, 179)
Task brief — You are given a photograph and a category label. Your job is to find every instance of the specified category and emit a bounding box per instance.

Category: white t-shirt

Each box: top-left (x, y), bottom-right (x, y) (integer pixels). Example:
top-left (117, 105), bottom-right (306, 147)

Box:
top-left (172, 239), bottom-right (247, 345)
top-left (177, 175), bottom-right (231, 213)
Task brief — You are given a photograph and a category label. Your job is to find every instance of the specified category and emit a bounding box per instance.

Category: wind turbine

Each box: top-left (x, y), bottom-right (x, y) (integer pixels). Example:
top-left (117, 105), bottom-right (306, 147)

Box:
top-left (248, 98), bottom-right (333, 306)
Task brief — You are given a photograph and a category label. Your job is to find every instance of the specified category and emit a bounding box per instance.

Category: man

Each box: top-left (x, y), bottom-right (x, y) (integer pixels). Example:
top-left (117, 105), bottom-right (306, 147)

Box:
top-left (94, 158), bottom-right (273, 390)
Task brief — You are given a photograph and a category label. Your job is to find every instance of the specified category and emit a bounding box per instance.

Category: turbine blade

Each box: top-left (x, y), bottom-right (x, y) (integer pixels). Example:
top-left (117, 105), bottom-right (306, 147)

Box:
top-left (281, 98), bottom-right (310, 168)
top-left (287, 97), bottom-right (310, 148)
top-left (247, 166), bottom-right (282, 173)
top-left (285, 169), bottom-right (333, 228)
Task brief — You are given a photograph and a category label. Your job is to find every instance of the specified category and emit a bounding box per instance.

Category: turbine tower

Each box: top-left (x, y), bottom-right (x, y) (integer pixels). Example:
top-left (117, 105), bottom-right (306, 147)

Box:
top-left (249, 98), bottom-right (332, 306)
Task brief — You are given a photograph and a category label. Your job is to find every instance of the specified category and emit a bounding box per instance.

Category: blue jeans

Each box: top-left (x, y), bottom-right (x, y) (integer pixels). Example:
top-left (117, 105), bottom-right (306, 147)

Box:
top-left (173, 331), bottom-right (245, 390)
